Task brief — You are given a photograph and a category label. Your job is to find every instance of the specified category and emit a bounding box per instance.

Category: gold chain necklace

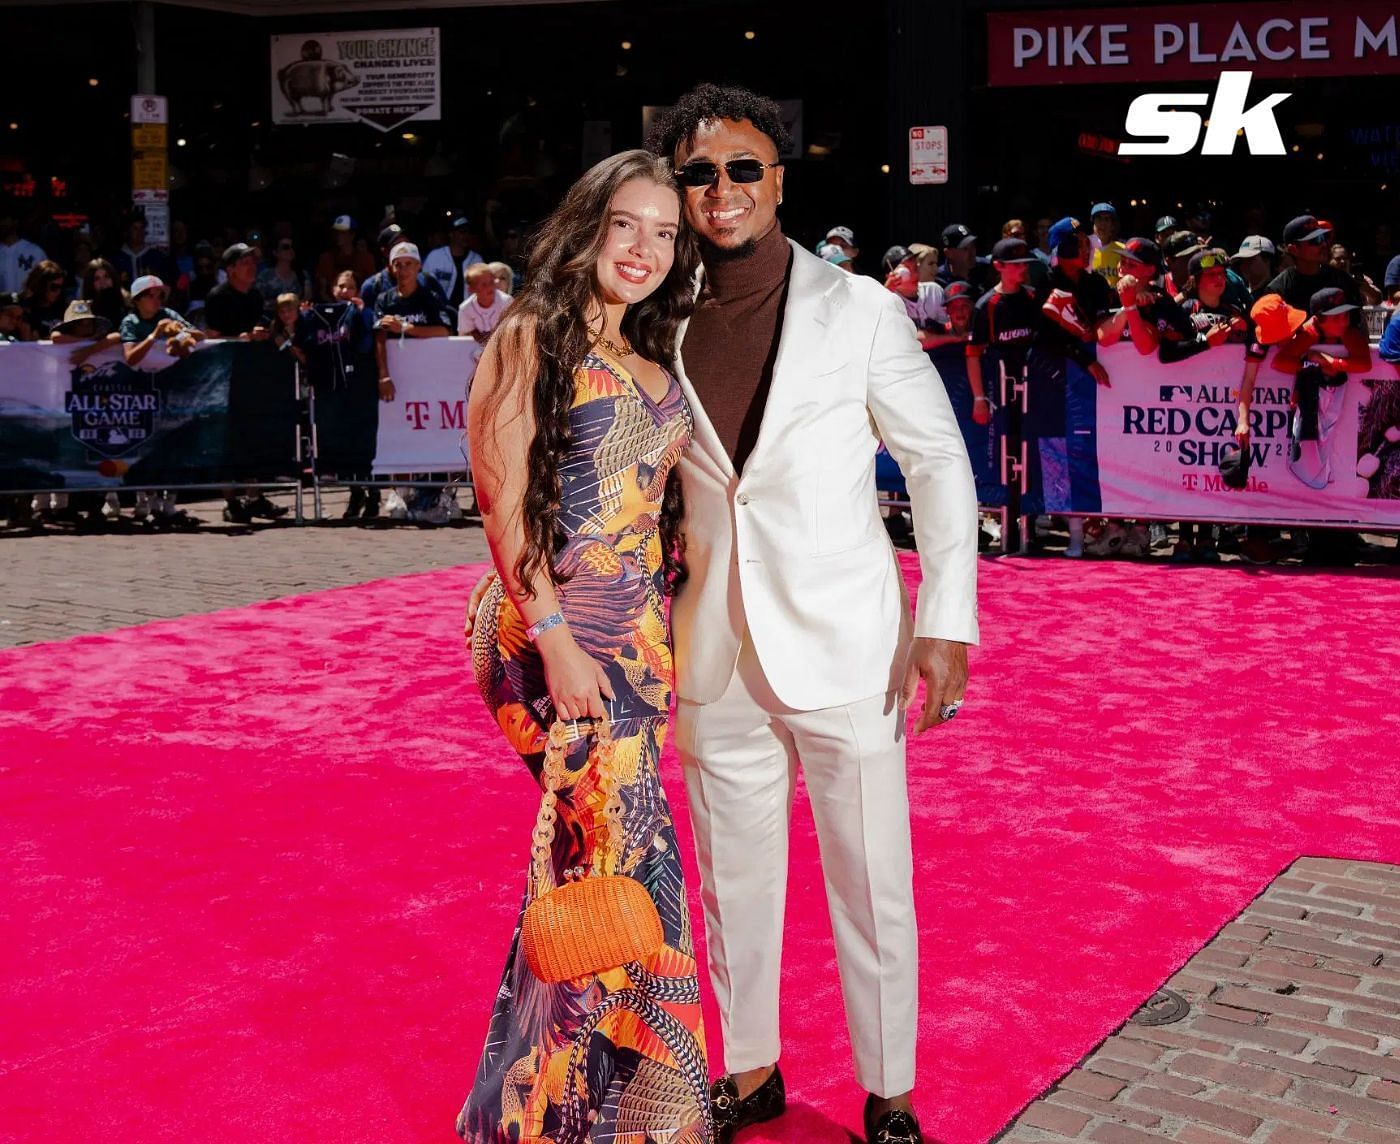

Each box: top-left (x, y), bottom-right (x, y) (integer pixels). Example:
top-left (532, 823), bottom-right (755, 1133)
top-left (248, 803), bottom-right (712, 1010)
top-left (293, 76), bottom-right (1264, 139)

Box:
top-left (593, 329), bottom-right (634, 358)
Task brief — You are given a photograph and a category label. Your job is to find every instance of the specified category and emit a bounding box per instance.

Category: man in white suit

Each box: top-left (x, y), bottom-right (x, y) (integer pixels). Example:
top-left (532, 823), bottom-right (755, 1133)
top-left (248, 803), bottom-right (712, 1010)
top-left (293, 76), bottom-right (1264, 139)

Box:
top-left (647, 85), bottom-right (978, 1144)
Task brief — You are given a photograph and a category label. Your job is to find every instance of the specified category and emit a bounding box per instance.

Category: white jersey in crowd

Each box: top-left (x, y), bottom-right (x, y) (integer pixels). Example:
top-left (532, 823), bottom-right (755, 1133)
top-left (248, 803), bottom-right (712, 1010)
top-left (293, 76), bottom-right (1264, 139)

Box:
top-left (457, 290), bottom-right (512, 337)
top-left (0, 238), bottom-right (47, 294)
top-left (903, 280), bottom-right (947, 328)
top-left (423, 245), bottom-right (485, 301)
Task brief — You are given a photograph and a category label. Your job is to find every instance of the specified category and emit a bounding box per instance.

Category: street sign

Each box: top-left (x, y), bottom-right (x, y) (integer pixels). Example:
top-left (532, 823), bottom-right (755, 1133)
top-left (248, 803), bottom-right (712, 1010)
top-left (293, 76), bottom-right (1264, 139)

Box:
top-left (132, 154), bottom-right (168, 190)
top-left (138, 202), bottom-right (170, 246)
top-left (909, 125), bottom-right (949, 185)
top-left (132, 124), bottom-right (168, 150)
top-left (131, 188), bottom-right (169, 204)
top-left (131, 94), bottom-right (168, 125)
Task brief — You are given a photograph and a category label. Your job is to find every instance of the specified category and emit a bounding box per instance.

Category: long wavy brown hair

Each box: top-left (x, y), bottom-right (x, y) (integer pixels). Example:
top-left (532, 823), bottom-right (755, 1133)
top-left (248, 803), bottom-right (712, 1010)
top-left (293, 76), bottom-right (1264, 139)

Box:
top-left (480, 149), bottom-right (700, 598)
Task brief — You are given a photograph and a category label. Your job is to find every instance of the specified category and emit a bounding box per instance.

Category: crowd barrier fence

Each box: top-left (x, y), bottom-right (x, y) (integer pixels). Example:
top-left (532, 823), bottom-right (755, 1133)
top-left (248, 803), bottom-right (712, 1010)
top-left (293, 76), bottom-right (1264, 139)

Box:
top-left (3, 325), bottom-right (1397, 543)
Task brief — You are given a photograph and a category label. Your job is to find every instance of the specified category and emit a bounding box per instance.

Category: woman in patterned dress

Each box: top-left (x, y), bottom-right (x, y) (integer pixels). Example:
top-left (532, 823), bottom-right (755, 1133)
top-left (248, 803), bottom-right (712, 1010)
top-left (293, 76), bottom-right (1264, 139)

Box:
top-left (457, 150), bottom-right (709, 1142)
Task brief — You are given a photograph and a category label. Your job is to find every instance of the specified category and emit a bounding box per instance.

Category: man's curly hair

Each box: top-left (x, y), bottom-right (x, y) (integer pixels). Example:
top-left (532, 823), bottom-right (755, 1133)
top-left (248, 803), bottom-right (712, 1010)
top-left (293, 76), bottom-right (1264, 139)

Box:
top-left (645, 84), bottom-right (793, 163)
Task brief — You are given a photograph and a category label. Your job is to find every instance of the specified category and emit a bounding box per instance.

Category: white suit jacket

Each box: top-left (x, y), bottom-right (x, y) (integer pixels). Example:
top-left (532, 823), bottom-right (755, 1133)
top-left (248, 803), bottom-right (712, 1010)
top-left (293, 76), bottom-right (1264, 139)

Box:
top-left (671, 240), bottom-right (980, 712)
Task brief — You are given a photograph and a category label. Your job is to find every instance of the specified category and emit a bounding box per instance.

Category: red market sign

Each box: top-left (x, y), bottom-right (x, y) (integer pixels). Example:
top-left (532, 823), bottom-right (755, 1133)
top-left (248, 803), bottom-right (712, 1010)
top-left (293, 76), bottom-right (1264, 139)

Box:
top-left (988, 2), bottom-right (1400, 86)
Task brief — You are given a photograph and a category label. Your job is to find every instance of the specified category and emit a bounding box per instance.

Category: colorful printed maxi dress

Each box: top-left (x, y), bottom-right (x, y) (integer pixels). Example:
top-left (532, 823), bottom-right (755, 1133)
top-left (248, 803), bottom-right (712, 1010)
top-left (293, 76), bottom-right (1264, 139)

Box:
top-left (458, 352), bottom-right (710, 1144)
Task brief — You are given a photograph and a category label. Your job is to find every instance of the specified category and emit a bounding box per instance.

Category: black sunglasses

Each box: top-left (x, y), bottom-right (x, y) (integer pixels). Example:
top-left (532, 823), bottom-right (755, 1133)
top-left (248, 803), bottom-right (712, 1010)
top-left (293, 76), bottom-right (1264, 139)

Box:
top-left (674, 158), bottom-right (780, 188)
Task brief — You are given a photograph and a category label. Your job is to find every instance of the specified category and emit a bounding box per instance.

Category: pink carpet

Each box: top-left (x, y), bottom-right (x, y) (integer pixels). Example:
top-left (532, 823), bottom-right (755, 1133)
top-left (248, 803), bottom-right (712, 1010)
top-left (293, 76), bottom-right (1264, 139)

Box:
top-left (4, 553), bottom-right (1399, 1143)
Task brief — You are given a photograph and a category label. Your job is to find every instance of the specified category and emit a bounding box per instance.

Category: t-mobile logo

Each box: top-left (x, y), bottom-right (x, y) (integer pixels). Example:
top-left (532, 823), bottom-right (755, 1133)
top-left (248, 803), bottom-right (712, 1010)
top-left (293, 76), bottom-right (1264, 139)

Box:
top-left (1121, 71), bottom-right (1291, 156)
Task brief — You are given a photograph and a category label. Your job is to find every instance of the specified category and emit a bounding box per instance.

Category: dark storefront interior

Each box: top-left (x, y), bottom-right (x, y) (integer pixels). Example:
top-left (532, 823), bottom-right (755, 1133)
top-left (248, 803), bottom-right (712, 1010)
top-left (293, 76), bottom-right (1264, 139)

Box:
top-left (3, 0), bottom-right (1397, 274)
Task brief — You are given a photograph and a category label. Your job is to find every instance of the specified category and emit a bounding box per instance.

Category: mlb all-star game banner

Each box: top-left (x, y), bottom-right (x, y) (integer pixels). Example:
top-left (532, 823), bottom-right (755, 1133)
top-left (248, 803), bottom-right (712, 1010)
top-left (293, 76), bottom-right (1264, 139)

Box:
top-left (1091, 343), bottom-right (1400, 526)
top-left (0, 341), bottom-right (297, 491)
top-left (371, 337), bottom-right (483, 474)
top-left (271, 28), bottom-right (441, 133)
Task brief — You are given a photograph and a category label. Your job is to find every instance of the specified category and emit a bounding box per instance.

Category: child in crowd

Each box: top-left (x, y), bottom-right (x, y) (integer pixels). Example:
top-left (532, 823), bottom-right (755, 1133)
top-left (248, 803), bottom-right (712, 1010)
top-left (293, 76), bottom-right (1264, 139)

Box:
top-left (115, 276), bottom-right (203, 529)
top-left (486, 261), bottom-right (514, 298)
top-left (270, 292), bottom-right (307, 366)
top-left (120, 276), bottom-right (203, 366)
top-left (456, 262), bottom-right (512, 343)
top-left (0, 291), bottom-right (24, 342)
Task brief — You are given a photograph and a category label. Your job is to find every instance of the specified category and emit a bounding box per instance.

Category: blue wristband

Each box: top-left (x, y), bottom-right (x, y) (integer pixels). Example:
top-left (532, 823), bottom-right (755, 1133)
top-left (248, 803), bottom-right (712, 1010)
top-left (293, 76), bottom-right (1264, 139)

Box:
top-left (525, 612), bottom-right (566, 642)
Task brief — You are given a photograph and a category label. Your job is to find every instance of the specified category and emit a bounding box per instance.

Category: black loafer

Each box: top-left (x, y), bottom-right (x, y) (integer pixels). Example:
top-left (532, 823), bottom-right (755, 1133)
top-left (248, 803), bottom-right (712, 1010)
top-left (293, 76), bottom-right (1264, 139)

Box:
top-left (710, 1065), bottom-right (786, 1143)
top-left (864, 1096), bottom-right (924, 1144)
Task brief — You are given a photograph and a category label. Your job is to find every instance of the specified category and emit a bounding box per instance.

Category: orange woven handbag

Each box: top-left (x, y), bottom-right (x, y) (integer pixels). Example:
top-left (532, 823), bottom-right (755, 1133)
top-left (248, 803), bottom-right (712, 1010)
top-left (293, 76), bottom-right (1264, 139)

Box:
top-left (520, 717), bottom-right (664, 984)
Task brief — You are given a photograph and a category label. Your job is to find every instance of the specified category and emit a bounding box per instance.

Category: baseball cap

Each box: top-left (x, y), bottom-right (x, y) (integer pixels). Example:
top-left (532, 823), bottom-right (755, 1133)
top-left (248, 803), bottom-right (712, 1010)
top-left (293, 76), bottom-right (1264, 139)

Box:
top-left (1250, 293), bottom-right (1308, 345)
top-left (450, 217), bottom-right (471, 231)
top-left (1163, 231), bottom-right (1204, 260)
top-left (130, 274), bottom-right (169, 299)
top-left (1217, 441), bottom-right (1251, 490)
top-left (221, 242), bottom-right (259, 267)
top-left (332, 215), bottom-right (355, 231)
top-left (389, 241), bottom-right (421, 265)
top-left (826, 226), bottom-right (855, 245)
top-left (377, 224), bottom-right (404, 249)
top-left (1229, 235), bottom-right (1277, 262)
top-left (0, 291), bottom-right (24, 311)
top-left (1187, 249), bottom-right (1231, 278)
top-left (1047, 217), bottom-right (1085, 259)
top-left (991, 237), bottom-right (1036, 263)
top-left (1309, 286), bottom-right (1358, 317)
top-left (882, 245), bottom-right (913, 274)
top-left (1282, 215), bottom-right (1329, 245)
top-left (1090, 202), bottom-right (1117, 217)
top-left (943, 280), bottom-right (976, 304)
top-left (1121, 237), bottom-right (1164, 272)
top-left (1153, 215), bottom-right (1179, 235)
top-left (941, 224), bottom-right (977, 250)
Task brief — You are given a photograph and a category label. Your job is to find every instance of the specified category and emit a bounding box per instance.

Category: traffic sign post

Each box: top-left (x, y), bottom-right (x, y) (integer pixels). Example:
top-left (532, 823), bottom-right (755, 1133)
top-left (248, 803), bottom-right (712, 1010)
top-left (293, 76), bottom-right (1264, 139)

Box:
top-left (131, 93), bottom-right (170, 249)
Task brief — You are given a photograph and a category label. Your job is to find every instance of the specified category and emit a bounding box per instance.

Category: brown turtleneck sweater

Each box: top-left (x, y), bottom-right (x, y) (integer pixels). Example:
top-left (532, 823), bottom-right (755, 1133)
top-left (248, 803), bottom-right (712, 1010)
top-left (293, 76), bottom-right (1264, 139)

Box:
top-left (681, 223), bottom-right (793, 473)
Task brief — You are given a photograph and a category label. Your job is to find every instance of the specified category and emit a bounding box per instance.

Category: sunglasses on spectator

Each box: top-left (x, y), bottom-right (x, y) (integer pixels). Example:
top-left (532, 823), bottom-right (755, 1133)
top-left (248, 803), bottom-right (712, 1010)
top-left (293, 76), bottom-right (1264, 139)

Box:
top-left (674, 158), bottom-right (780, 187)
top-left (1195, 254), bottom-right (1226, 271)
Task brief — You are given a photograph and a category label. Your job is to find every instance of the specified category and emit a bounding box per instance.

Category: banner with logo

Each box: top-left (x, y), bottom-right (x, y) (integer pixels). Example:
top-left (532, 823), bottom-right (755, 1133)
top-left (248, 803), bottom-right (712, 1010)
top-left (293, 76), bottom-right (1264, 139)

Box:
top-left (0, 341), bottom-right (297, 490)
top-left (1092, 343), bottom-right (1400, 525)
top-left (271, 28), bottom-right (441, 133)
top-left (988, 3), bottom-right (1400, 87)
top-left (371, 337), bottom-right (482, 473)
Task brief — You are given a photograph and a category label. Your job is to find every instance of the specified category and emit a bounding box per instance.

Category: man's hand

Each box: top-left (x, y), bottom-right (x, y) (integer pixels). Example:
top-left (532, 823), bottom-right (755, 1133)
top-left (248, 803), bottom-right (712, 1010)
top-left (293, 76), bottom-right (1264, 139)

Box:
top-left (971, 395), bottom-right (992, 425)
top-left (1089, 361), bottom-right (1111, 388)
top-left (379, 314), bottom-right (404, 334)
top-left (463, 571), bottom-right (497, 639)
top-left (1116, 274), bottom-right (1140, 309)
top-left (248, 325), bottom-right (270, 342)
top-left (900, 637), bottom-right (969, 734)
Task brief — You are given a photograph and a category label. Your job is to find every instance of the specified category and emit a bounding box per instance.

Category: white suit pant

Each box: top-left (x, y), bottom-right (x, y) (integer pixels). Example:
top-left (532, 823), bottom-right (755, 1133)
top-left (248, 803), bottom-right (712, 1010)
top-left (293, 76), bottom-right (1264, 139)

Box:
top-left (674, 632), bottom-right (918, 1098)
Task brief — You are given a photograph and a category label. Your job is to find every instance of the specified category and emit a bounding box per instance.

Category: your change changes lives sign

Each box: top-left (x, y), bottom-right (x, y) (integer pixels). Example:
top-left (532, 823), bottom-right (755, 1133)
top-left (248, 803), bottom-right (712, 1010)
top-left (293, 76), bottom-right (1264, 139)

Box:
top-left (1094, 343), bottom-right (1400, 526)
top-left (272, 29), bottom-right (441, 132)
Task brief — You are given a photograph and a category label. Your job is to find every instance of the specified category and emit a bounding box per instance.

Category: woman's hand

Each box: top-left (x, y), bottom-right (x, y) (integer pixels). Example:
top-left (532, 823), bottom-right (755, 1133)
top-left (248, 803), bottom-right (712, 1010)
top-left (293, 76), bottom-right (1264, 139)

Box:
top-left (463, 571), bottom-right (497, 639)
top-left (538, 631), bottom-right (615, 722)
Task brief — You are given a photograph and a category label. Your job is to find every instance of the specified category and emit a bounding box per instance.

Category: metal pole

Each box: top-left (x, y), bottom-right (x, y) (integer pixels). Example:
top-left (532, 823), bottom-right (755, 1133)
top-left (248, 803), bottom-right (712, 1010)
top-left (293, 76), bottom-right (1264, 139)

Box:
top-left (135, 2), bottom-right (157, 93)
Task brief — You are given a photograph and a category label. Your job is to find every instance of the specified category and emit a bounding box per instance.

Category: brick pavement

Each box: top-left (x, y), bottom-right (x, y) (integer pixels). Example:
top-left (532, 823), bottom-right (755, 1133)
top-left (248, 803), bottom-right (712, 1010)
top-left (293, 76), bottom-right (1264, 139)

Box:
top-left (1, 488), bottom-right (490, 648)
top-left (999, 858), bottom-right (1400, 1143)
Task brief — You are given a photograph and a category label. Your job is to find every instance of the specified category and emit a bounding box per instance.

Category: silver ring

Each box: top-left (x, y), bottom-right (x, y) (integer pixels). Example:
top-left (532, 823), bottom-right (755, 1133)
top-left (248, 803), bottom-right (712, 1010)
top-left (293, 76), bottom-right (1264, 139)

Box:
top-left (939, 700), bottom-right (963, 722)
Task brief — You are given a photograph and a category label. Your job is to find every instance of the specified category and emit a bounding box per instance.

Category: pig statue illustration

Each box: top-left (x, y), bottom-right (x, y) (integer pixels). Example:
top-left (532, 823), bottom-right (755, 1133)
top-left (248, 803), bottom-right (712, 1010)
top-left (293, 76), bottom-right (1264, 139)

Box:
top-left (278, 42), bottom-right (359, 117)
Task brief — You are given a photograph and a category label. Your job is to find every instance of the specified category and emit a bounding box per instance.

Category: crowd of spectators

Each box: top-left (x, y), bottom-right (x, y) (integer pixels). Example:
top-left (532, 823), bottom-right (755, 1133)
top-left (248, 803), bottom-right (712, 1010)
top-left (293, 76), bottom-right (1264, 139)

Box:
top-left (2, 199), bottom-right (1397, 558)
top-left (0, 207), bottom-right (520, 530)
top-left (815, 206), bottom-right (1397, 566)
